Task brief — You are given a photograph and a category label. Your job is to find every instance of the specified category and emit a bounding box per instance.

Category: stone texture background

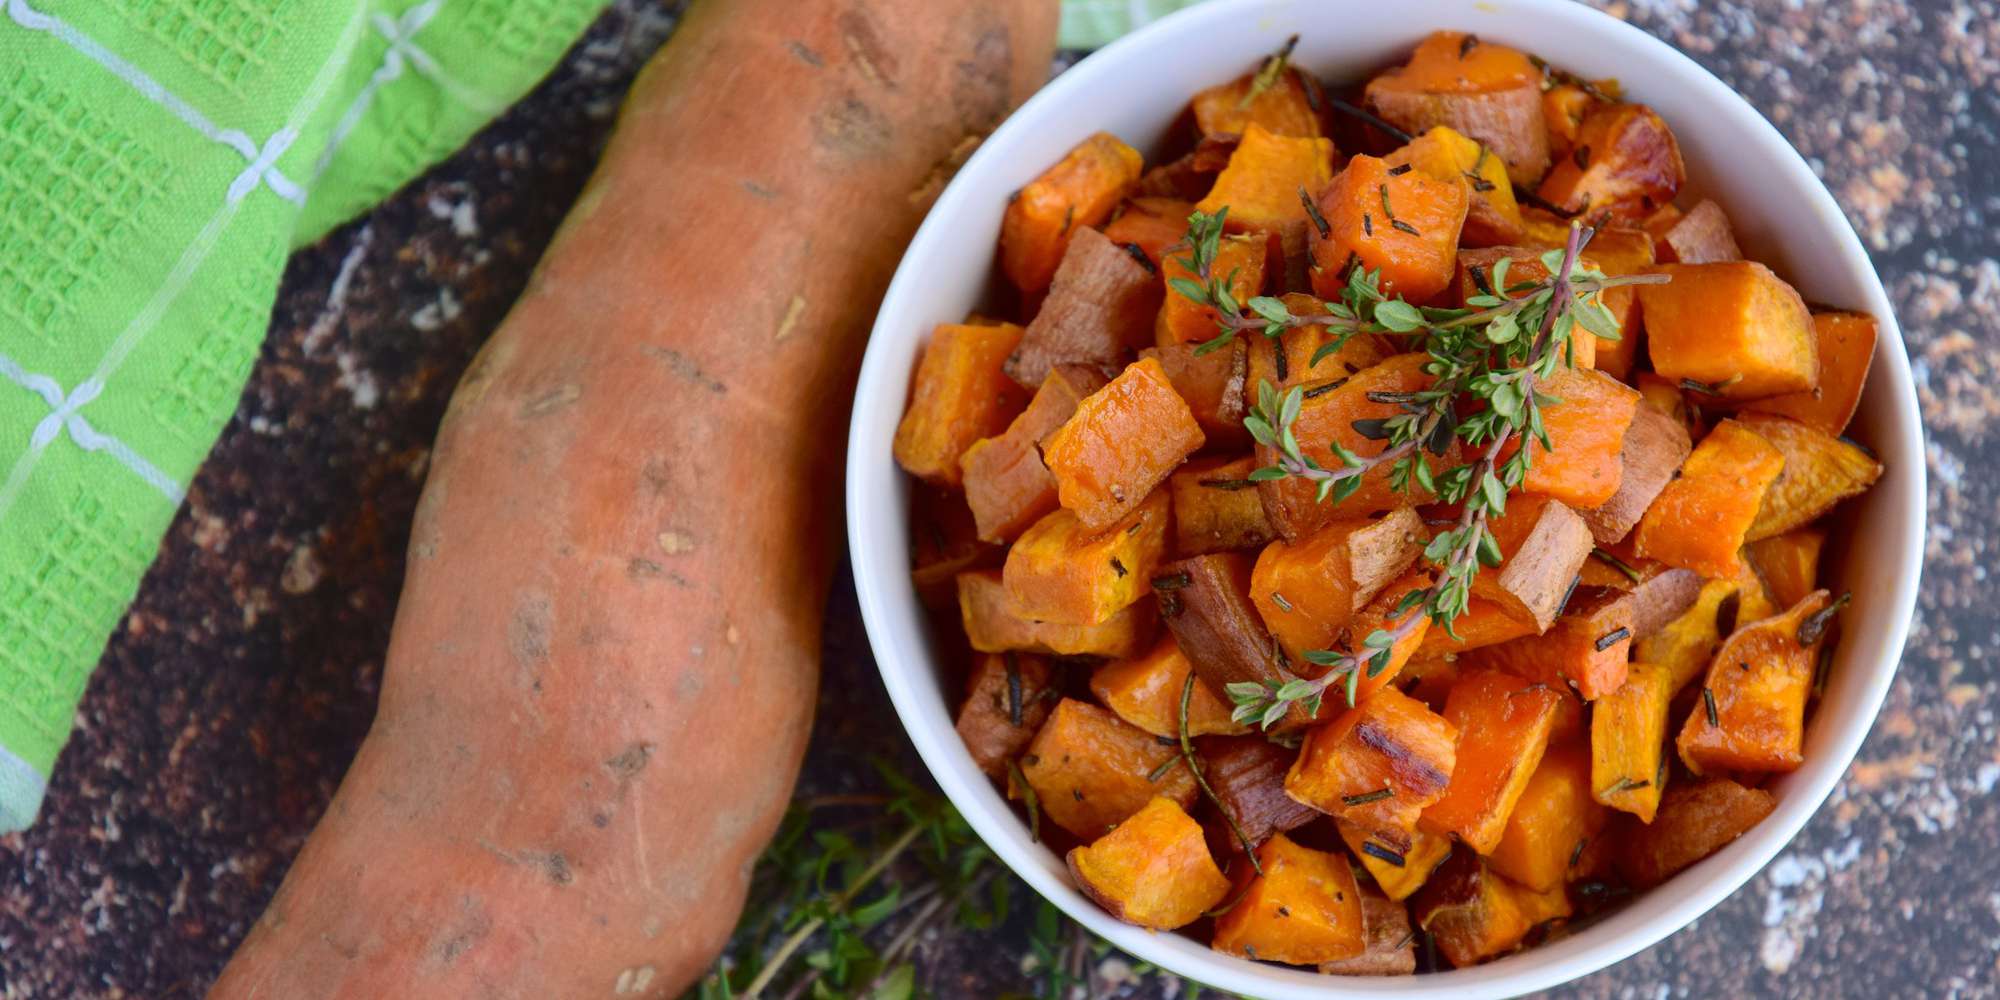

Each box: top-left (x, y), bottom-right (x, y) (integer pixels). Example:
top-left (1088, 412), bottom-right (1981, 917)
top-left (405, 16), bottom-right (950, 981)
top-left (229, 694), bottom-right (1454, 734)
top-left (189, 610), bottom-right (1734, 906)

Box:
top-left (3, 1), bottom-right (1996, 997)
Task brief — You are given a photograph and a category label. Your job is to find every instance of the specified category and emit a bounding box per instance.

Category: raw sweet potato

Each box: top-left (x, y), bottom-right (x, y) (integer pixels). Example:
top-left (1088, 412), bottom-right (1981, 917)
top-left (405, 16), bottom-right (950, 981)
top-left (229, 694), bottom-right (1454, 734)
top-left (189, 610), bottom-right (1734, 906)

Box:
top-left (1744, 311), bottom-right (1878, 436)
top-left (1590, 661), bottom-right (1673, 822)
top-left (894, 322), bottom-right (1030, 485)
top-left (1470, 494), bottom-right (1594, 632)
top-left (1421, 671), bottom-right (1561, 854)
top-left (1161, 232), bottom-right (1270, 345)
top-left (1677, 590), bottom-right (1836, 775)
top-left (1140, 339), bottom-right (1250, 449)
top-left (1067, 797), bottom-right (1232, 929)
top-left (1383, 125), bottom-right (1524, 247)
top-left (1613, 777), bottom-right (1774, 889)
top-left (1257, 354), bottom-right (1454, 538)
top-left (1638, 565), bottom-right (1778, 694)
top-left (1411, 848), bottom-right (1572, 968)
top-left (1002, 132), bottom-right (1144, 295)
top-left (1320, 889), bottom-right (1419, 976)
top-left (1197, 124), bottom-right (1337, 234)
top-left (1006, 226), bottom-right (1161, 387)
top-left (958, 569), bottom-right (1154, 658)
top-left (1103, 197), bottom-right (1197, 270)
top-left (1338, 819), bottom-right (1452, 902)
top-left (1024, 699), bottom-right (1199, 838)
top-left (1250, 508), bottom-right (1424, 661)
top-left (1212, 833), bottom-right (1368, 965)
top-left (1414, 598), bottom-right (1536, 657)
top-left (1308, 154), bottom-right (1470, 304)
top-left (1633, 420), bottom-right (1787, 578)
top-left (1656, 199), bottom-right (1742, 264)
top-left (208, 4), bottom-right (1057, 996)
top-left (1578, 404), bottom-right (1692, 545)
top-left (1746, 528), bottom-right (1826, 608)
top-left (1090, 635), bottom-right (1247, 738)
top-left (1506, 366), bottom-right (1641, 509)
top-left (1533, 103), bottom-right (1684, 222)
top-left (1639, 262), bottom-right (1818, 399)
top-left (1738, 413), bottom-right (1884, 541)
top-left (1286, 686), bottom-right (1459, 841)
top-left (1364, 31), bottom-right (1551, 187)
top-left (1155, 553), bottom-right (1301, 728)
top-left (1043, 357), bottom-right (1205, 529)
top-left (1197, 734), bottom-right (1319, 849)
top-left (1246, 293), bottom-right (1396, 392)
top-left (1171, 456), bottom-right (1277, 554)
top-left (1488, 742), bottom-right (1608, 891)
top-left (961, 364), bottom-right (1108, 542)
top-left (957, 653), bottom-right (1058, 777)
top-left (1192, 65), bottom-right (1327, 139)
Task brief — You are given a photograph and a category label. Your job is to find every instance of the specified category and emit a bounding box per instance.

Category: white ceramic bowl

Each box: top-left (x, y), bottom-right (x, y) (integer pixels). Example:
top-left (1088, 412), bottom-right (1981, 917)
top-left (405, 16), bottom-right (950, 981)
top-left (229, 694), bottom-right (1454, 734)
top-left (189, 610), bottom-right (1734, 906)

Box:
top-left (846, 2), bottom-right (1925, 996)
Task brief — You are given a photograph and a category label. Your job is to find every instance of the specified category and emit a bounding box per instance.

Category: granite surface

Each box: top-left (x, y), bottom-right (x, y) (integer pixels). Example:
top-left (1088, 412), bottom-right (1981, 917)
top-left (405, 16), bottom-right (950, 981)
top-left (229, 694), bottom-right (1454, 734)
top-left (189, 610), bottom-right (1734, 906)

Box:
top-left (3, 1), bottom-right (1997, 998)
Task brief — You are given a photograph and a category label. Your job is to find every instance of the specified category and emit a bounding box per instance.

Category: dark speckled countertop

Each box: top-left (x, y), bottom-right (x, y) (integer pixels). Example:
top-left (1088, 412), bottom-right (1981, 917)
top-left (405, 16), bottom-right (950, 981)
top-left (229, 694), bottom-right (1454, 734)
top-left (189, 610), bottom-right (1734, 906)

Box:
top-left (4, 1), bottom-right (1996, 997)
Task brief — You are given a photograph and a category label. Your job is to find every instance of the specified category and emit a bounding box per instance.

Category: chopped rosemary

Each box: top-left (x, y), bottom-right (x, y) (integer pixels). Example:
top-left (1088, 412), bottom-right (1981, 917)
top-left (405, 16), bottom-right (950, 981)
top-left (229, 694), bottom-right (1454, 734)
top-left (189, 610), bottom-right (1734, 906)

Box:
top-left (1152, 571), bottom-right (1192, 591)
top-left (1387, 162), bottom-right (1413, 176)
top-left (1300, 185), bottom-right (1331, 238)
top-left (1146, 757), bottom-right (1181, 783)
top-left (1573, 144), bottom-right (1591, 170)
top-left (1109, 556), bottom-right (1128, 578)
top-left (1570, 837), bottom-right (1588, 868)
top-left (1391, 219), bottom-right (1421, 236)
top-left (1458, 33), bottom-right (1481, 58)
top-left (1594, 626), bottom-right (1631, 651)
top-left (1680, 374), bottom-right (1744, 396)
top-left (1360, 841), bottom-right (1406, 867)
top-left (1005, 652), bottom-right (1023, 726)
top-left (1271, 591), bottom-right (1295, 612)
top-left (1198, 477), bottom-right (1258, 491)
top-left (1362, 212), bottom-right (1374, 236)
top-left (1797, 592), bottom-right (1852, 647)
top-left (1703, 686), bottom-right (1720, 726)
top-left (1118, 241), bottom-right (1156, 273)
top-left (1182, 675), bottom-right (1262, 873)
top-left (1008, 760), bottom-right (1041, 842)
top-left (1590, 546), bottom-right (1641, 583)
top-left (1604, 776), bottom-right (1651, 794)
top-left (1342, 787), bottom-right (1395, 807)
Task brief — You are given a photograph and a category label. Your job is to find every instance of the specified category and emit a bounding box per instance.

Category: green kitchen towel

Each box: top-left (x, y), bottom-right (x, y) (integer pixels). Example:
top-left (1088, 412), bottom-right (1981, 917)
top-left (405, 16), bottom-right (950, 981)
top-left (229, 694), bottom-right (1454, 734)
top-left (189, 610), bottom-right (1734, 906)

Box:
top-left (0, 0), bottom-right (605, 833)
top-left (1058, 0), bottom-right (1206, 49)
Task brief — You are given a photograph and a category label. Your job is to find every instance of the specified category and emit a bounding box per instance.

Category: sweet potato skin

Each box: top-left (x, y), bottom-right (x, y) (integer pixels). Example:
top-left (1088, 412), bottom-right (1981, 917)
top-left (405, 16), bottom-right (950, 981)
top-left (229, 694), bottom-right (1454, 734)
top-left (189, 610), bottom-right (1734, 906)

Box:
top-left (957, 653), bottom-right (1058, 777)
top-left (1364, 32), bottom-right (1551, 187)
top-left (1002, 132), bottom-right (1143, 294)
top-left (208, 5), bottom-right (1056, 997)
top-left (1614, 777), bottom-right (1774, 889)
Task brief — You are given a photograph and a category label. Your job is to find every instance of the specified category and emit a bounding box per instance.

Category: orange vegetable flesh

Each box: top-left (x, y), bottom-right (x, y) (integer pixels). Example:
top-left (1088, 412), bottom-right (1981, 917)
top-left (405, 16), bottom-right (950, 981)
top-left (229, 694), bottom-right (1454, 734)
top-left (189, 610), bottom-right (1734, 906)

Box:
top-left (1465, 584), bottom-right (1637, 700)
top-left (1511, 366), bottom-right (1641, 510)
top-left (1170, 455), bottom-right (1276, 555)
top-left (909, 484), bottom-right (996, 606)
top-left (1102, 197), bottom-right (1196, 271)
top-left (1451, 247), bottom-right (1598, 369)
top-left (1345, 568), bottom-right (1437, 701)
top-left (1578, 403), bottom-right (1692, 545)
top-left (1309, 154), bottom-right (1469, 305)
top-left (1197, 123), bottom-right (1337, 235)
top-left (1677, 590), bottom-right (1834, 775)
top-left (1090, 635), bottom-right (1248, 738)
top-left (1247, 293), bottom-right (1396, 393)
top-left (1613, 776), bottom-right (1774, 889)
top-left (1024, 699), bottom-right (1199, 839)
top-left (1572, 226), bottom-right (1655, 379)
top-left (1744, 311), bottom-right (1878, 436)
top-left (956, 652), bottom-right (1057, 777)
top-left (1363, 31), bottom-right (1551, 187)
top-left (1067, 797), bottom-right (1232, 930)
top-left (1633, 419), bottom-right (1786, 578)
top-left (957, 569), bottom-right (1154, 659)
top-left (1003, 488), bottom-right (1171, 626)
top-left (1746, 528), bottom-right (1827, 608)
top-left (1411, 848), bottom-right (1573, 968)
top-left (1488, 742), bottom-right (1609, 892)
top-left (1738, 413), bottom-right (1885, 541)
top-left (1638, 566), bottom-right (1779, 695)
top-left (1421, 670), bottom-right (1561, 854)
top-left (961, 364), bottom-right (1108, 543)
top-left (1256, 354), bottom-right (1455, 539)
top-left (1043, 357), bottom-right (1205, 530)
top-left (1211, 833), bottom-right (1368, 965)
top-left (892, 322), bottom-right (1029, 486)
top-left (1161, 233), bottom-right (1269, 345)
top-left (1338, 818), bottom-right (1453, 902)
top-left (1001, 132), bottom-right (1143, 294)
top-left (1533, 103), bottom-right (1684, 222)
top-left (1191, 67), bottom-right (1326, 139)
top-left (1590, 661), bottom-right (1673, 822)
top-left (1250, 508), bottom-right (1424, 662)
top-left (1541, 84), bottom-right (1597, 158)
top-left (1415, 598), bottom-right (1536, 656)
top-left (1383, 125), bottom-right (1524, 247)
top-left (1639, 261), bottom-right (1818, 399)
top-left (1141, 339), bottom-right (1250, 450)
top-left (1286, 686), bottom-right (1458, 841)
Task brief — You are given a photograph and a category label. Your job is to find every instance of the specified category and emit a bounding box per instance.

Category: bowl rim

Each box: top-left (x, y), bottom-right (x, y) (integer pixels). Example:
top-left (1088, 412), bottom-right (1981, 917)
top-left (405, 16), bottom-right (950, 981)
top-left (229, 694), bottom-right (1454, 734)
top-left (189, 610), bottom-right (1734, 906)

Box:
top-left (845, 1), bottom-right (1926, 996)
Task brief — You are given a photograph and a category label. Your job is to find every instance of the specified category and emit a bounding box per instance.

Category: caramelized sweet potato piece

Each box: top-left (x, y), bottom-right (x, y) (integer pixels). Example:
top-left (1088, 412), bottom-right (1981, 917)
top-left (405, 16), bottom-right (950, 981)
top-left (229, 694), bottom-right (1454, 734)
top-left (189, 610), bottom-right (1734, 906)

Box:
top-left (1590, 661), bottom-right (1673, 822)
top-left (1197, 124), bottom-right (1337, 234)
top-left (1414, 598), bottom-right (1536, 656)
top-left (1507, 366), bottom-right (1641, 509)
top-left (1411, 847), bottom-right (1572, 968)
top-left (1573, 227), bottom-right (1655, 379)
top-left (1640, 262), bottom-right (1818, 399)
top-left (1171, 456), bottom-right (1276, 555)
top-left (957, 569), bottom-right (1154, 658)
top-left (1102, 197), bottom-right (1195, 271)
top-left (1678, 590), bottom-right (1836, 775)
top-left (1633, 420), bottom-right (1786, 578)
top-left (1211, 833), bottom-right (1368, 965)
top-left (1006, 227), bottom-right (1161, 388)
top-left (1384, 125), bottom-right (1524, 247)
top-left (1067, 796), bottom-right (1231, 929)
top-left (1470, 495), bottom-right (1594, 632)
top-left (1421, 671), bottom-right (1561, 854)
top-left (1250, 508), bottom-right (1424, 661)
top-left (1338, 818), bottom-right (1452, 902)
top-left (1044, 357), bottom-right (1206, 530)
top-left (1320, 888), bottom-right (1419, 976)
top-left (1744, 311), bottom-right (1878, 436)
top-left (1534, 104), bottom-right (1684, 222)
top-left (1091, 635), bottom-right (1248, 739)
top-left (1746, 527), bottom-right (1826, 608)
top-left (1308, 154), bottom-right (1469, 304)
top-left (894, 322), bottom-right (1029, 486)
top-left (1656, 199), bottom-right (1742, 264)
top-left (1465, 585), bottom-right (1627, 700)
top-left (1738, 413), bottom-right (1884, 541)
top-left (1197, 734), bottom-right (1319, 850)
top-left (910, 484), bottom-right (997, 605)
top-left (1364, 32), bottom-right (1551, 187)
top-left (1540, 83), bottom-right (1599, 159)
top-left (1397, 655), bottom-right (1461, 711)
top-left (1004, 489), bottom-right (1170, 625)
top-left (1002, 132), bottom-right (1143, 295)
top-left (1286, 686), bottom-right (1458, 840)
top-left (1140, 339), bottom-right (1249, 450)
top-left (1257, 354), bottom-right (1454, 538)
top-left (1579, 404), bottom-right (1693, 544)
top-left (956, 653), bottom-right (1057, 777)
top-left (1488, 743), bottom-right (1608, 891)
top-left (1638, 566), bottom-right (1778, 694)
top-left (962, 364), bottom-right (1109, 543)
top-left (1160, 232), bottom-right (1269, 346)
top-left (1154, 553), bottom-right (1300, 728)
top-left (1025, 699), bottom-right (1199, 839)
top-left (1613, 776), bottom-right (1774, 889)
top-left (1192, 66), bottom-right (1327, 139)
top-left (1344, 568), bottom-right (1436, 701)
top-left (1246, 293), bottom-right (1395, 392)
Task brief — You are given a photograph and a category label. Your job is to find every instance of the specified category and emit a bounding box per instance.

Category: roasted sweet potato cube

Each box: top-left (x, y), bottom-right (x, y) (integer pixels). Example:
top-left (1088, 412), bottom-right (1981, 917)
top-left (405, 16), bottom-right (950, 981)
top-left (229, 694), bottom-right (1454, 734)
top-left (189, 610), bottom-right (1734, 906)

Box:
top-left (1320, 888), bottom-right (1419, 976)
top-left (1678, 590), bottom-right (1836, 775)
top-left (1025, 700), bottom-right (1198, 839)
top-left (1102, 197), bottom-right (1194, 271)
top-left (1509, 366), bottom-right (1641, 509)
top-left (1140, 339), bottom-right (1249, 450)
top-left (1397, 655), bottom-right (1462, 713)
top-left (1211, 833), bottom-right (1367, 965)
top-left (1634, 371), bottom-right (1693, 427)
top-left (1192, 66), bottom-right (1327, 139)
top-left (1576, 227), bottom-right (1655, 378)
top-left (1411, 848), bottom-right (1572, 968)
top-left (1746, 528), bottom-right (1826, 608)
top-left (1197, 124), bottom-right (1337, 235)
top-left (1540, 84), bottom-right (1599, 160)
top-left (1308, 154), bottom-right (1468, 304)
top-left (1613, 777), bottom-right (1775, 889)
top-left (1345, 569), bottom-right (1437, 702)
top-left (1745, 311), bottom-right (1878, 436)
top-left (1633, 420), bottom-right (1785, 578)
top-left (1489, 743), bottom-right (1608, 891)
top-left (894, 323), bottom-right (1029, 486)
top-left (1338, 818), bottom-right (1452, 902)
top-left (1656, 199), bottom-right (1742, 264)
top-left (1007, 228), bottom-right (1160, 388)
top-left (1384, 125), bottom-right (1524, 247)
top-left (1091, 635), bottom-right (1247, 739)
top-left (910, 485), bottom-right (996, 606)
top-left (1171, 456), bottom-right (1276, 555)
top-left (1534, 104), bottom-right (1684, 222)
top-left (1286, 686), bottom-right (1458, 838)
top-left (1591, 661), bottom-right (1673, 822)
top-left (1005, 489), bottom-right (1170, 626)
top-left (956, 653), bottom-right (1057, 777)
top-left (1638, 566), bottom-right (1778, 694)
top-left (1251, 507), bottom-right (1424, 661)
top-left (1002, 132), bottom-right (1143, 294)
top-left (1415, 598), bottom-right (1536, 656)
top-left (1257, 354), bottom-right (1454, 538)
top-left (961, 365), bottom-right (1109, 543)
top-left (1421, 671), bottom-right (1561, 853)
top-left (1468, 569), bottom-right (1697, 700)
top-left (1160, 232), bottom-right (1268, 346)
top-left (1155, 552), bottom-right (1305, 727)
top-left (1197, 734), bottom-right (1319, 850)
top-left (1246, 293), bottom-right (1396, 392)
top-left (1044, 358), bottom-right (1205, 530)
top-left (1364, 32), bottom-right (1551, 187)
top-left (1640, 262), bottom-right (1818, 398)
top-left (1067, 796), bottom-right (1231, 929)
top-left (1737, 414), bottom-right (1883, 541)
top-left (1470, 495), bottom-right (1594, 632)
top-left (1452, 247), bottom-right (1598, 370)
top-left (956, 569), bottom-right (1153, 658)
top-left (1580, 404), bottom-right (1693, 544)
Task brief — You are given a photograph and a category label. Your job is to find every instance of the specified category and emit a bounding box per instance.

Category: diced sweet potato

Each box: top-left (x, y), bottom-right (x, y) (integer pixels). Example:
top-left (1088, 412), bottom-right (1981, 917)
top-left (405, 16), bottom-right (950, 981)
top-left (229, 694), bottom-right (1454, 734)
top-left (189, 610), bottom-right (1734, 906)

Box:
top-left (1465, 584), bottom-right (1629, 700)
top-left (956, 653), bottom-right (1057, 777)
top-left (1678, 590), bottom-right (1835, 775)
top-left (1091, 635), bottom-right (1247, 739)
top-left (1338, 819), bottom-right (1452, 903)
top-left (1319, 888), bottom-right (1419, 975)
top-left (1508, 366), bottom-right (1641, 509)
top-left (1640, 261), bottom-right (1818, 398)
top-left (1103, 197), bottom-right (1196, 271)
top-left (1286, 686), bottom-right (1458, 840)
top-left (1656, 199), bottom-right (1742, 264)
top-left (1067, 796), bottom-right (1231, 929)
top-left (1308, 154), bottom-right (1469, 304)
top-left (1576, 539), bottom-right (1657, 590)
top-left (1746, 528), bottom-right (1826, 608)
top-left (894, 322), bottom-right (1029, 486)
top-left (1591, 661), bottom-right (1673, 822)
top-left (1002, 132), bottom-right (1143, 294)
top-left (1489, 743), bottom-right (1609, 891)
top-left (1411, 847), bottom-right (1572, 968)
top-left (1421, 671), bottom-right (1561, 854)
top-left (1397, 655), bottom-right (1461, 712)
top-left (1384, 125), bottom-right (1524, 247)
top-left (1250, 508), bottom-right (1424, 662)
top-left (1211, 833), bottom-right (1367, 965)
top-left (1197, 124), bottom-right (1337, 235)
top-left (1364, 32), bottom-right (1551, 187)
top-left (1737, 413), bottom-right (1884, 541)
top-left (1192, 66), bottom-right (1326, 139)
top-left (1613, 776), bottom-right (1775, 889)
top-left (1579, 404), bottom-right (1693, 544)
top-left (1007, 227), bottom-right (1161, 388)
top-left (1574, 227), bottom-right (1655, 379)
top-left (1160, 232), bottom-right (1269, 346)
top-left (1541, 84), bottom-right (1599, 159)
top-left (1246, 293), bottom-right (1395, 392)
top-left (1638, 566), bottom-right (1778, 694)
top-left (1138, 133), bottom-right (1239, 201)
top-left (1140, 339), bottom-right (1249, 450)
top-left (1533, 104), bottom-right (1684, 222)
top-left (962, 364), bottom-right (1109, 543)
top-left (1004, 489), bottom-right (1171, 626)
top-left (1345, 568), bottom-right (1436, 701)
top-left (1415, 598), bottom-right (1536, 656)
top-left (911, 484), bottom-right (997, 605)
top-left (1044, 357), bottom-right (1206, 530)
top-left (1197, 734), bottom-right (1319, 850)
top-left (1256, 354), bottom-right (1453, 538)
top-left (1471, 495), bottom-right (1594, 632)
top-left (1026, 700), bottom-right (1199, 839)
top-left (1171, 456), bottom-right (1276, 555)
top-left (1744, 311), bottom-right (1878, 436)
top-left (1633, 420), bottom-right (1786, 578)
top-left (1635, 371), bottom-right (1693, 427)
top-left (1154, 553), bottom-right (1300, 728)
top-left (1451, 246), bottom-right (1601, 370)
top-left (957, 569), bottom-right (1154, 658)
